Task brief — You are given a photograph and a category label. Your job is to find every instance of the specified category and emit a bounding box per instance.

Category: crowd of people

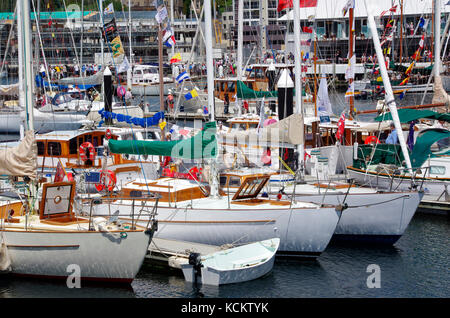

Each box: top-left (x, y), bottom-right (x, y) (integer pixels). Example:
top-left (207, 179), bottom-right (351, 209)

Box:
top-left (39, 63), bottom-right (103, 80)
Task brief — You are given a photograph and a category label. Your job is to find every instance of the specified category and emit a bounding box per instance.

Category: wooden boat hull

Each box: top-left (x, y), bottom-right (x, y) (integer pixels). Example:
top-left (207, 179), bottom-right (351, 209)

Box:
top-left (1, 229), bottom-right (151, 283)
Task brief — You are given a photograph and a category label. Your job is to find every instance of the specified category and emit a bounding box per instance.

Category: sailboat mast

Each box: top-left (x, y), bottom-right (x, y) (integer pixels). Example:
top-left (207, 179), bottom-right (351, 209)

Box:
top-left (204, 0), bottom-right (215, 122)
top-left (434, 0), bottom-right (441, 77)
top-left (399, 0), bottom-right (404, 64)
top-left (293, 0), bottom-right (304, 164)
top-left (236, 0), bottom-right (243, 116)
top-left (127, 0), bottom-right (132, 90)
top-left (364, 0), bottom-right (412, 172)
top-left (17, 0), bottom-right (24, 113)
top-left (22, 0), bottom-right (34, 131)
top-left (158, 24), bottom-right (165, 140)
top-left (348, 7), bottom-right (355, 121)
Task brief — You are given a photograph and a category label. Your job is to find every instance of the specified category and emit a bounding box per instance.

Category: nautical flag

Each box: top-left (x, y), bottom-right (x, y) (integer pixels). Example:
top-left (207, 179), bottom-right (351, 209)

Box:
top-left (418, 17), bottom-right (425, 29)
top-left (170, 53), bottom-right (181, 64)
top-left (345, 82), bottom-right (354, 100)
top-left (176, 71), bottom-right (190, 83)
top-left (203, 106), bottom-right (209, 115)
top-left (399, 77), bottom-right (410, 86)
top-left (399, 90), bottom-right (407, 100)
top-left (345, 55), bottom-right (355, 80)
top-left (405, 62), bottom-right (415, 75)
top-left (164, 35), bottom-right (176, 48)
top-left (277, 0), bottom-right (318, 12)
top-left (117, 56), bottom-right (130, 74)
top-left (155, 6), bottom-right (168, 24)
top-left (380, 4), bottom-right (397, 17)
top-left (335, 112), bottom-right (346, 143)
top-left (418, 34), bottom-right (425, 49)
top-left (104, 3), bottom-right (114, 15)
top-left (302, 26), bottom-right (313, 33)
top-left (159, 121), bottom-right (167, 131)
top-left (54, 160), bottom-right (67, 182)
top-left (184, 89), bottom-right (198, 100)
top-left (342, 0), bottom-right (354, 17)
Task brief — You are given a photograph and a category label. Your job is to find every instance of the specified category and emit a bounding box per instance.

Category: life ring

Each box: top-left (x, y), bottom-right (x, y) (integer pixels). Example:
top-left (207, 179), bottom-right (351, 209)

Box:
top-left (364, 136), bottom-right (380, 145)
top-left (105, 129), bottom-right (112, 140)
top-left (79, 142), bottom-right (96, 162)
top-left (189, 166), bottom-right (202, 181)
top-left (95, 170), bottom-right (117, 192)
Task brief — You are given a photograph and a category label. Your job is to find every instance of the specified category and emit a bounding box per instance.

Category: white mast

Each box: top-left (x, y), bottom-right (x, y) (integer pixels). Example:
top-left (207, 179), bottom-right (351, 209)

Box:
top-left (236, 0), bottom-right (244, 115)
top-left (364, 0), bottom-right (412, 172)
top-left (127, 0), bottom-right (132, 90)
top-left (17, 0), bottom-right (24, 114)
top-left (100, 0), bottom-right (104, 67)
top-left (204, 0), bottom-right (215, 122)
top-left (22, 0), bottom-right (34, 131)
top-left (293, 0), bottom-right (304, 166)
top-left (434, 0), bottom-right (441, 77)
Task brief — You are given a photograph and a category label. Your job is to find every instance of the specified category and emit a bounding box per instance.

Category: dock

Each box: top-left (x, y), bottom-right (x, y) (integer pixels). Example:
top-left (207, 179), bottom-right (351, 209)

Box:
top-left (146, 237), bottom-right (222, 269)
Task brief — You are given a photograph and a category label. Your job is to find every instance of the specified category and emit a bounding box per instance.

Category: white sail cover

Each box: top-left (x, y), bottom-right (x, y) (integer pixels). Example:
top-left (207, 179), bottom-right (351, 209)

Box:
top-left (219, 113), bottom-right (304, 148)
top-left (432, 75), bottom-right (450, 110)
top-left (57, 71), bottom-right (104, 86)
top-left (0, 130), bottom-right (37, 180)
top-left (0, 83), bottom-right (19, 96)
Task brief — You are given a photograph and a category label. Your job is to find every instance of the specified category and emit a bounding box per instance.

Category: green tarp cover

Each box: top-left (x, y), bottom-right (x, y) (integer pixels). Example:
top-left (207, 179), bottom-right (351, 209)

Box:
top-left (410, 129), bottom-right (450, 168)
top-left (108, 121), bottom-right (217, 159)
top-left (352, 144), bottom-right (405, 170)
top-left (374, 109), bottom-right (450, 123)
top-left (236, 81), bottom-right (278, 99)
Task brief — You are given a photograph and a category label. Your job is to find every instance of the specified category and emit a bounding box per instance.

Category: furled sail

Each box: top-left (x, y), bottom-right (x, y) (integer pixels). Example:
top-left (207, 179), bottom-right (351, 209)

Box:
top-left (0, 130), bottom-right (37, 180)
top-left (108, 121), bottom-right (217, 159)
top-left (0, 83), bottom-right (19, 96)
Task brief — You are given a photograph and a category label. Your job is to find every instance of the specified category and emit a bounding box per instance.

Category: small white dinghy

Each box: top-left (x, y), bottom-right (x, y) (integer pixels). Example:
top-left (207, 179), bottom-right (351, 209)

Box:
top-left (181, 238), bottom-right (280, 286)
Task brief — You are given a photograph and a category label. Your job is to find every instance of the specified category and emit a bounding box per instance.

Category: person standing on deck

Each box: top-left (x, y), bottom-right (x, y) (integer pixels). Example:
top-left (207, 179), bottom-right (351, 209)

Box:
top-left (386, 123), bottom-right (398, 144)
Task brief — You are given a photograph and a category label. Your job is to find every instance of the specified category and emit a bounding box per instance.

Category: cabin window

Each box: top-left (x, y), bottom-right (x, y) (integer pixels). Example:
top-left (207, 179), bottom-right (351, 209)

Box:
top-left (47, 142), bottom-right (62, 156)
top-left (429, 166), bottom-right (446, 175)
top-left (84, 135), bottom-right (92, 143)
top-left (69, 138), bottom-right (78, 155)
top-left (220, 176), bottom-right (228, 186)
top-left (227, 82), bottom-right (235, 92)
top-left (228, 176), bottom-right (241, 187)
top-left (37, 142), bottom-right (45, 155)
top-left (93, 136), bottom-right (99, 147)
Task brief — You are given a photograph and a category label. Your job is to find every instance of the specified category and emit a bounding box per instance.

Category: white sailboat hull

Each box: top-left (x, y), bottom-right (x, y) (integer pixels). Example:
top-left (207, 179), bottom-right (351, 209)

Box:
top-left (88, 199), bottom-right (339, 258)
top-left (292, 191), bottom-right (423, 244)
top-left (2, 229), bottom-right (151, 283)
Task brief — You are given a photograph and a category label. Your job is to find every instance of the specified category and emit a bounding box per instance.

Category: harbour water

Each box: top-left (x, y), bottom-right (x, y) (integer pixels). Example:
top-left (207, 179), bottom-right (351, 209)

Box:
top-left (0, 213), bottom-right (448, 298)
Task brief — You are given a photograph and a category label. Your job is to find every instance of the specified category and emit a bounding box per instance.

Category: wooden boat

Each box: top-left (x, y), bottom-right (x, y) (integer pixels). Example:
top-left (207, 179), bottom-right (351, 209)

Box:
top-left (0, 180), bottom-right (157, 283)
top-left (180, 238), bottom-right (279, 286)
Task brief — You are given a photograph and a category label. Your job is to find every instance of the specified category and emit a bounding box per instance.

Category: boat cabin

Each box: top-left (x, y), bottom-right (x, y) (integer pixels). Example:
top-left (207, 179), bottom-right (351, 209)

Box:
top-left (214, 78), bottom-right (256, 103)
top-left (132, 65), bottom-right (159, 85)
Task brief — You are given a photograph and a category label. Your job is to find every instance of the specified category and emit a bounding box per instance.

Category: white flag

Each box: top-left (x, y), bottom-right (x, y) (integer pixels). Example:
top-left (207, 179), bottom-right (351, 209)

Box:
top-left (317, 74), bottom-right (332, 116)
top-left (155, 6), bottom-right (168, 24)
top-left (104, 3), bottom-right (114, 15)
top-left (345, 55), bottom-right (356, 80)
top-left (118, 56), bottom-right (130, 74)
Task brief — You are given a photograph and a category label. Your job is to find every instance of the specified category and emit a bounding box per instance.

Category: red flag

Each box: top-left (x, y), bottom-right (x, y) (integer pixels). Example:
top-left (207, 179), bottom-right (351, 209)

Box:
top-left (277, 0), bottom-right (318, 12)
top-left (54, 160), bottom-right (67, 182)
top-left (302, 26), bottom-right (313, 33)
top-left (335, 112), bottom-right (346, 143)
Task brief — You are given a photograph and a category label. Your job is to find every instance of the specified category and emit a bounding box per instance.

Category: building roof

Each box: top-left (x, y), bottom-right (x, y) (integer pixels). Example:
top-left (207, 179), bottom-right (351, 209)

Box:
top-left (278, 0), bottom-right (450, 21)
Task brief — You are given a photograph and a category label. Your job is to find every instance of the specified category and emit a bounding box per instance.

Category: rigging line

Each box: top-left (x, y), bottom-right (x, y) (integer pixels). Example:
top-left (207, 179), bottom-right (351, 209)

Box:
top-left (0, 4), bottom-right (16, 77)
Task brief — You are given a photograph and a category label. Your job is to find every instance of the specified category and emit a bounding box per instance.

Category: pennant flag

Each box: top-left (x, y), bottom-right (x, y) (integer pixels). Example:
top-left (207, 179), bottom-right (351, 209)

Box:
top-left (184, 89), bottom-right (199, 100)
top-left (104, 3), bottom-right (114, 16)
top-left (54, 160), bottom-right (67, 182)
top-left (117, 56), bottom-right (130, 74)
top-left (176, 71), bottom-right (190, 83)
top-left (277, 0), bottom-right (318, 12)
top-left (170, 53), bottom-right (181, 64)
top-left (342, 0), bottom-right (354, 16)
top-left (335, 112), bottom-right (346, 143)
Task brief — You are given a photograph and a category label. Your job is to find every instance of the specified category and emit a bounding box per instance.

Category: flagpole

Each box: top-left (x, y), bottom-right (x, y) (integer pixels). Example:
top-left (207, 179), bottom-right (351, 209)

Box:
top-left (399, 0), bottom-right (403, 64)
top-left (159, 24), bottom-right (165, 140)
top-left (204, 0), bottom-right (215, 122)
